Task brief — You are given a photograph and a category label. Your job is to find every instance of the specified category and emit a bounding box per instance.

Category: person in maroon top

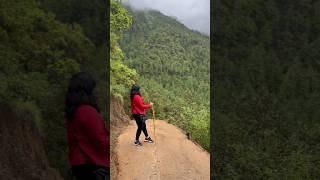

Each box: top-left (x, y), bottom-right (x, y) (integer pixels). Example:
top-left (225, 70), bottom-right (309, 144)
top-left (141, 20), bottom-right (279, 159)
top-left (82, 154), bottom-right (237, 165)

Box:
top-left (65, 72), bottom-right (109, 180)
top-left (130, 84), bottom-right (154, 146)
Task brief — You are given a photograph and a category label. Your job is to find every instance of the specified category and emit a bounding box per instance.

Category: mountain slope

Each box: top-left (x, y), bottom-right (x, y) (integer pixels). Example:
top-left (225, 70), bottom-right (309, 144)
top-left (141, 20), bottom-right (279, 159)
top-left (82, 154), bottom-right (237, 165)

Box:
top-left (120, 9), bottom-right (210, 150)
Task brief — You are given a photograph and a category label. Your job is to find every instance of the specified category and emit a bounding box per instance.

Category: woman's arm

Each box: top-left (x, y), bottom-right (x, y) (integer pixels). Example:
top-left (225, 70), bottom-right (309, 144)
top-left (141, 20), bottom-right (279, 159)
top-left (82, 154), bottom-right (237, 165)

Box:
top-left (134, 95), bottom-right (152, 110)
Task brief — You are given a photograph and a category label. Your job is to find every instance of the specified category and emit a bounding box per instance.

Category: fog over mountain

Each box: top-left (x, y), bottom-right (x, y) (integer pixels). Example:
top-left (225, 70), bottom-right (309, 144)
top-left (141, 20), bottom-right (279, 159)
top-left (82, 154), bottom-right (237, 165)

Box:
top-left (123, 0), bottom-right (210, 36)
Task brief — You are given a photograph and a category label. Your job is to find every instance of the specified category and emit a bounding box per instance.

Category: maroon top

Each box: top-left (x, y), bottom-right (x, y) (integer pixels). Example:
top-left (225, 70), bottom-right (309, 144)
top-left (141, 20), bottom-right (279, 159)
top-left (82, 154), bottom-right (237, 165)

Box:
top-left (131, 95), bottom-right (152, 115)
top-left (67, 105), bottom-right (109, 167)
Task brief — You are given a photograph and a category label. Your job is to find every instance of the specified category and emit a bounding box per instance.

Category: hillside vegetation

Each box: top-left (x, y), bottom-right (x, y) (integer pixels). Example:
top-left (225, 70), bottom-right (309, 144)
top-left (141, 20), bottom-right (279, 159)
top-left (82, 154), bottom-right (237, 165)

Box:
top-left (110, 0), bottom-right (138, 99)
top-left (120, 8), bottom-right (210, 150)
top-left (213, 0), bottom-right (320, 179)
top-left (0, 0), bottom-right (107, 178)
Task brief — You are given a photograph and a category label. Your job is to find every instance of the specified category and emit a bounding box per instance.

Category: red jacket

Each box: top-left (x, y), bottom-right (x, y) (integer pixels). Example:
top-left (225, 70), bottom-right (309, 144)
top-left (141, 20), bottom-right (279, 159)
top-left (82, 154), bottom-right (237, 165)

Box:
top-left (131, 95), bottom-right (151, 115)
top-left (67, 105), bottom-right (109, 167)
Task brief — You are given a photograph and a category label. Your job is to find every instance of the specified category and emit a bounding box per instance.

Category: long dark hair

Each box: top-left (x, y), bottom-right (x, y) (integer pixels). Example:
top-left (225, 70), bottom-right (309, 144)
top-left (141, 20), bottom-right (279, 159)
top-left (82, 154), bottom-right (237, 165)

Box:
top-left (130, 84), bottom-right (141, 100)
top-left (65, 72), bottom-right (100, 120)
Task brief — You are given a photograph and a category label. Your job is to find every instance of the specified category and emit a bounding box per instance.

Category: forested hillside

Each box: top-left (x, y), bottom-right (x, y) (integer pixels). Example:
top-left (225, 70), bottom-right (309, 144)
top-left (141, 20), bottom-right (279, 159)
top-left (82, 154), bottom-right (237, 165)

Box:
top-left (0, 0), bottom-right (107, 178)
top-left (110, 0), bottom-right (137, 100)
top-left (120, 8), bottom-right (210, 150)
top-left (213, 0), bottom-right (320, 179)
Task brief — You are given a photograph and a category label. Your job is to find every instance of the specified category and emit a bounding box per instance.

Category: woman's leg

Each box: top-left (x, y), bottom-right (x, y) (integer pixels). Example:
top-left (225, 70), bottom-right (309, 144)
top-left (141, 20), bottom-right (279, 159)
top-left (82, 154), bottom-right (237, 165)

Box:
top-left (142, 121), bottom-right (149, 137)
top-left (134, 115), bottom-right (143, 140)
top-left (93, 166), bottom-right (110, 180)
top-left (72, 164), bottom-right (96, 180)
top-left (72, 165), bottom-right (110, 180)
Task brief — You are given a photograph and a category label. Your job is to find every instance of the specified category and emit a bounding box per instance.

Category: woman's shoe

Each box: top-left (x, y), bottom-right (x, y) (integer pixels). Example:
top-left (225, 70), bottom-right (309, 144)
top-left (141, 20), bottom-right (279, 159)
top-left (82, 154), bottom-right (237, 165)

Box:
top-left (144, 137), bottom-right (153, 143)
top-left (134, 140), bottom-right (142, 146)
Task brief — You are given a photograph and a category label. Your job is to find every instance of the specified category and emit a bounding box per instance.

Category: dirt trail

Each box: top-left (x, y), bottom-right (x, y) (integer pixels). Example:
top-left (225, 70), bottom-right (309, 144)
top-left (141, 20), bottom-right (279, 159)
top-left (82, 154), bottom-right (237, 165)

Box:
top-left (116, 120), bottom-right (210, 180)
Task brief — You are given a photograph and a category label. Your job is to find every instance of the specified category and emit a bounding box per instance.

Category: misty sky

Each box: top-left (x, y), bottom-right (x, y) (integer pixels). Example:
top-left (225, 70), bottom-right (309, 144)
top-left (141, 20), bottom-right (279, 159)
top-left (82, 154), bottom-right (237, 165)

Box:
top-left (123, 0), bottom-right (210, 36)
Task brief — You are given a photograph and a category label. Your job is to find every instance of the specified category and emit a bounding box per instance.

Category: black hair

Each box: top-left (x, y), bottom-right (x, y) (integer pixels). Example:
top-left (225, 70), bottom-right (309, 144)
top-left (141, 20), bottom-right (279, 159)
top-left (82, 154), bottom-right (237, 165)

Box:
top-left (65, 72), bottom-right (100, 120)
top-left (130, 84), bottom-right (141, 100)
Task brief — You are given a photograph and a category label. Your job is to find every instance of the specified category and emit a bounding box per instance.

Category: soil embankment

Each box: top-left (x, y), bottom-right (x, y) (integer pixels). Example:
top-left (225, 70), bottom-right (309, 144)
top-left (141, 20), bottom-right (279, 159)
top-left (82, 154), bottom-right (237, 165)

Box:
top-left (110, 97), bottom-right (130, 179)
top-left (0, 104), bottom-right (62, 180)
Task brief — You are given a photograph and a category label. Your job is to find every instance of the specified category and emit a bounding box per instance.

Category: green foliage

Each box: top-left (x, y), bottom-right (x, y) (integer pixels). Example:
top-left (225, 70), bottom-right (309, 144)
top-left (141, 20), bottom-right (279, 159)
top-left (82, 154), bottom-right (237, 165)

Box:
top-left (110, 0), bottom-right (132, 33)
top-left (213, 0), bottom-right (320, 178)
top-left (120, 9), bottom-right (210, 151)
top-left (0, 0), bottom-right (107, 178)
top-left (110, 0), bottom-right (138, 98)
top-left (0, 0), bottom-right (91, 103)
top-left (187, 109), bottom-right (210, 150)
top-left (40, 0), bottom-right (106, 45)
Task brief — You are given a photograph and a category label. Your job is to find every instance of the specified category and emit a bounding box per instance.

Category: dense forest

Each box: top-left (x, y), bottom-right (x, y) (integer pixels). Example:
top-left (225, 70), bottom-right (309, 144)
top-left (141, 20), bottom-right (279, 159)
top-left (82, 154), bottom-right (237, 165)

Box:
top-left (117, 7), bottom-right (210, 150)
top-left (212, 0), bottom-right (320, 179)
top-left (110, 0), bottom-right (138, 100)
top-left (0, 0), bottom-right (107, 178)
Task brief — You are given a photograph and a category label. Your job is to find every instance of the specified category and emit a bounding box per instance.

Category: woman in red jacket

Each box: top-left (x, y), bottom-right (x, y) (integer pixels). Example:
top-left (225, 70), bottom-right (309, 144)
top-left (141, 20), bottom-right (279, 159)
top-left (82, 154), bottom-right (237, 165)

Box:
top-left (130, 84), bottom-right (154, 146)
top-left (65, 72), bottom-right (109, 180)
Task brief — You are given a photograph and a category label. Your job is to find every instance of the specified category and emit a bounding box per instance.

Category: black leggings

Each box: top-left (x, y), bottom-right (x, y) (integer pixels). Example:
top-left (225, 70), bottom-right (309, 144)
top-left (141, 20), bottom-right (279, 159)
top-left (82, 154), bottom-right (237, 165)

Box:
top-left (72, 164), bottom-right (109, 180)
top-left (132, 114), bottom-right (148, 140)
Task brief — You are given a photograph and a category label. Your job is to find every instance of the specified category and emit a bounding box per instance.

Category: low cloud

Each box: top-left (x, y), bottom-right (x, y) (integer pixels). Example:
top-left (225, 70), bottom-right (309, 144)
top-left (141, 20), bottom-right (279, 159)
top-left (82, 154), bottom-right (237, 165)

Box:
top-left (123, 0), bottom-right (210, 36)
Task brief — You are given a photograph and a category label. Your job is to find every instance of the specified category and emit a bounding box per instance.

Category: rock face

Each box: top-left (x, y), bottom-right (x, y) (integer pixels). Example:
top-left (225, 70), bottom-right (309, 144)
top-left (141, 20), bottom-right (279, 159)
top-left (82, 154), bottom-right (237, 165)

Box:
top-left (0, 104), bottom-right (62, 180)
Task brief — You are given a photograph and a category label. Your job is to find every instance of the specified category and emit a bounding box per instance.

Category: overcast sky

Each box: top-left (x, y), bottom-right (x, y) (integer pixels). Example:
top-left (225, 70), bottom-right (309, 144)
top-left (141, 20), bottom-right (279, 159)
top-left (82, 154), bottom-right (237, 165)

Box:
top-left (123, 0), bottom-right (210, 36)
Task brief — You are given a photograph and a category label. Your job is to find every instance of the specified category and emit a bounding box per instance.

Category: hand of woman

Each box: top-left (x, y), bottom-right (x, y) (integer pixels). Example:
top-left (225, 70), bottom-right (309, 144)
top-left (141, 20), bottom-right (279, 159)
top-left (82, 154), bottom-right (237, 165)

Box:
top-left (150, 102), bottom-right (154, 107)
